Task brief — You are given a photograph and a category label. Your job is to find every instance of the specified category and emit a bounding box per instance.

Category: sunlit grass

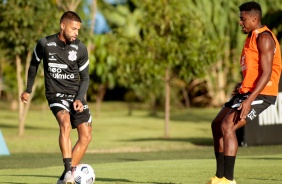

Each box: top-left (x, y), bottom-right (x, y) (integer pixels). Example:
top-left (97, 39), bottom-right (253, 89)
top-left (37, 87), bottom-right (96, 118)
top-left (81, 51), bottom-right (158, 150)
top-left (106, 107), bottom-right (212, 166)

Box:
top-left (1, 102), bottom-right (282, 183)
top-left (0, 102), bottom-right (218, 153)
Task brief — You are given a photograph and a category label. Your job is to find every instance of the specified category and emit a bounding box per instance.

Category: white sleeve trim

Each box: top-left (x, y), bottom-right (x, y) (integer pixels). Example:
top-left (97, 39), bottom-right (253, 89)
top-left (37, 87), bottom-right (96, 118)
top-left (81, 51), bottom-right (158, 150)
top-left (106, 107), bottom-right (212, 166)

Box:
top-left (79, 60), bottom-right (89, 72)
top-left (34, 47), bottom-right (40, 62)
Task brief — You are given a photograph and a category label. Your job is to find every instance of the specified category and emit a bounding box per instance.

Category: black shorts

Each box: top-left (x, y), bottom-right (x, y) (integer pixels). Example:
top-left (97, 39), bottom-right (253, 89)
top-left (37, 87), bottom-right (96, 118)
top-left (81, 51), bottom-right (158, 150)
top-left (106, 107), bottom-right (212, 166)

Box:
top-left (224, 93), bottom-right (276, 123)
top-left (47, 94), bottom-right (92, 128)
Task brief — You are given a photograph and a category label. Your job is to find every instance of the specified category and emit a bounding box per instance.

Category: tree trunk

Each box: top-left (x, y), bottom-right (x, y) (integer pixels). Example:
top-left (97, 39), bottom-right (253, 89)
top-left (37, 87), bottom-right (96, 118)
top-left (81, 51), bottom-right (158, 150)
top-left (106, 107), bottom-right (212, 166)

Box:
top-left (0, 62), bottom-right (3, 99)
top-left (87, 0), bottom-right (96, 53)
top-left (16, 55), bottom-right (25, 136)
top-left (89, 0), bottom-right (97, 33)
top-left (55, 0), bottom-right (81, 11)
top-left (17, 52), bottom-right (37, 136)
top-left (164, 67), bottom-right (170, 138)
top-left (181, 87), bottom-right (190, 108)
top-left (95, 84), bottom-right (106, 117)
top-left (206, 60), bottom-right (228, 107)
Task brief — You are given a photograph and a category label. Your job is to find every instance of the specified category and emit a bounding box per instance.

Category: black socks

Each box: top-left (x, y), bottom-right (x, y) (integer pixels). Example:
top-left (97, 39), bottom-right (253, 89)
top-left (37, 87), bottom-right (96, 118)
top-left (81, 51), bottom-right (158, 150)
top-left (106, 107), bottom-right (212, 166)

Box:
top-left (215, 152), bottom-right (224, 178)
top-left (224, 155), bottom-right (236, 180)
top-left (215, 152), bottom-right (236, 180)
top-left (59, 158), bottom-right (72, 180)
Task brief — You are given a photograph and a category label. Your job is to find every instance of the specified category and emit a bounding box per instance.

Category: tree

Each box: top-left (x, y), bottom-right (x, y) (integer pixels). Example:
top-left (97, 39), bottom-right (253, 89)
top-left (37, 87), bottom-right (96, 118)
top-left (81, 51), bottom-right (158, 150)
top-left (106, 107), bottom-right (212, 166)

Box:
top-left (85, 0), bottom-right (139, 116)
top-left (111, 0), bottom-right (218, 137)
top-left (0, 0), bottom-right (59, 136)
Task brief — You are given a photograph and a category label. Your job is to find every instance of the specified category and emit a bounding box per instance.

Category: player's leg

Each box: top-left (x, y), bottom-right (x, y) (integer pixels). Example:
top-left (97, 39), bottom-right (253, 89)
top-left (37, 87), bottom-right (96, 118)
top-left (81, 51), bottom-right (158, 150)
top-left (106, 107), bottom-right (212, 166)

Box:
top-left (212, 107), bottom-right (232, 152)
top-left (70, 99), bottom-right (92, 167)
top-left (208, 107), bottom-right (232, 184)
top-left (220, 96), bottom-right (273, 183)
top-left (56, 110), bottom-right (73, 165)
top-left (221, 110), bottom-right (246, 155)
top-left (220, 109), bottom-right (246, 182)
top-left (48, 97), bottom-right (75, 184)
top-left (72, 121), bottom-right (92, 166)
top-left (49, 98), bottom-right (73, 160)
top-left (56, 110), bottom-right (74, 184)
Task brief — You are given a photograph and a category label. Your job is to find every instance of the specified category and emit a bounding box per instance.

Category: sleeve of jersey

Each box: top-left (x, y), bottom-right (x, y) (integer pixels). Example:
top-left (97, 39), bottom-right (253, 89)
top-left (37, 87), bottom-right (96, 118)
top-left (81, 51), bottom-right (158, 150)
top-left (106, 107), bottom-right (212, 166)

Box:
top-left (25, 39), bottom-right (44, 93)
top-left (75, 45), bottom-right (90, 101)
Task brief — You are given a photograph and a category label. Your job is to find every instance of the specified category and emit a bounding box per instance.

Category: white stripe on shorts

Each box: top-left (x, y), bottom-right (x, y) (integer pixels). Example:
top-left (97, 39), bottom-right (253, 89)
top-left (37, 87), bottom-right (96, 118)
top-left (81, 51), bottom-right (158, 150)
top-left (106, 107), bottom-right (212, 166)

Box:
top-left (87, 115), bottom-right (92, 123)
top-left (231, 99), bottom-right (264, 108)
top-left (49, 103), bottom-right (70, 112)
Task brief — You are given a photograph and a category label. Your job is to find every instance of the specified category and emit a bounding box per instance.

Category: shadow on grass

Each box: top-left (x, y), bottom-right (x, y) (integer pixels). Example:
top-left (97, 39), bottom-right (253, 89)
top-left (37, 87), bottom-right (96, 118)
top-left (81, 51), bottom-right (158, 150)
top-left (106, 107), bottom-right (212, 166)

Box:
top-left (126, 137), bottom-right (213, 146)
top-left (0, 153), bottom-right (62, 169)
top-left (3, 175), bottom-right (176, 184)
top-left (0, 124), bottom-right (17, 129)
top-left (242, 157), bottom-right (282, 160)
top-left (0, 148), bottom-right (215, 170)
top-left (245, 177), bottom-right (282, 182)
top-left (7, 174), bottom-right (58, 179)
top-left (0, 123), bottom-right (57, 130)
top-left (94, 177), bottom-right (176, 184)
top-left (1, 175), bottom-right (57, 184)
top-left (170, 114), bottom-right (215, 123)
top-left (144, 108), bottom-right (218, 123)
top-left (96, 177), bottom-right (132, 183)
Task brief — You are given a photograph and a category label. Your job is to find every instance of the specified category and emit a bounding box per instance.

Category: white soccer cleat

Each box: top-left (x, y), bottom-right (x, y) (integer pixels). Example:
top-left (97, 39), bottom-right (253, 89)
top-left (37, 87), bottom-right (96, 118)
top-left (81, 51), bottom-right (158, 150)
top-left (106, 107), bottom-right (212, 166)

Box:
top-left (57, 171), bottom-right (75, 184)
top-left (63, 171), bottom-right (75, 184)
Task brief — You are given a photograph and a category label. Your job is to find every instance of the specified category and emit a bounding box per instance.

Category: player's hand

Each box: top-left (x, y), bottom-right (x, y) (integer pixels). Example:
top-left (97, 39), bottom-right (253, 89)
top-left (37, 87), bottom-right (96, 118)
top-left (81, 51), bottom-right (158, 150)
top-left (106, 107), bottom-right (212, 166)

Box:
top-left (20, 92), bottom-right (30, 104)
top-left (237, 99), bottom-right (251, 120)
top-left (73, 100), bottom-right (84, 112)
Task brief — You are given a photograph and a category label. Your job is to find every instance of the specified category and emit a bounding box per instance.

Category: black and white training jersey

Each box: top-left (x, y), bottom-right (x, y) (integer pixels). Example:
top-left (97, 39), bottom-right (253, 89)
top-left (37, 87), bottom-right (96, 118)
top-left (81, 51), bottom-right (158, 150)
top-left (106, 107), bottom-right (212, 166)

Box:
top-left (26, 33), bottom-right (90, 101)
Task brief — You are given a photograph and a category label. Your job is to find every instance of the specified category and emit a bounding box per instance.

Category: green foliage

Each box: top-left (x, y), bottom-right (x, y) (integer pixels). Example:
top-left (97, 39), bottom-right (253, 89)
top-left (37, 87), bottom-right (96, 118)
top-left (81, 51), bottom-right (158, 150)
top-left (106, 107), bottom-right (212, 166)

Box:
top-left (0, 0), bottom-right (59, 57)
top-left (0, 0), bottom-right (60, 100)
top-left (1, 61), bottom-right (18, 96)
top-left (1, 0), bottom-right (282, 106)
top-left (106, 0), bottom-right (218, 105)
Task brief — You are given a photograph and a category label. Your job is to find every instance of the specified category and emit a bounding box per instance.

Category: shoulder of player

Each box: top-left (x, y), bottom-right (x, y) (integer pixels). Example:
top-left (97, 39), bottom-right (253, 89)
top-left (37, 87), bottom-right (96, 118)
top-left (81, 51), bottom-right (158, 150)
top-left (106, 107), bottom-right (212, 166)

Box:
top-left (257, 31), bottom-right (276, 52)
top-left (257, 31), bottom-right (273, 42)
top-left (43, 33), bottom-right (59, 43)
top-left (257, 31), bottom-right (275, 47)
top-left (37, 34), bottom-right (57, 47)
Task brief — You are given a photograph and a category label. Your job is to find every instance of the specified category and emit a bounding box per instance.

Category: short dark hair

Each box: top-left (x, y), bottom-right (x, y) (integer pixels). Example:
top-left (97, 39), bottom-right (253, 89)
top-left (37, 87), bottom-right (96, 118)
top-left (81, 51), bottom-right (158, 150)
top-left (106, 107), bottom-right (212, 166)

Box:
top-left (239, 1), bottom-right (262, 18)
top-left (60, 11), bottom-right (82, 24)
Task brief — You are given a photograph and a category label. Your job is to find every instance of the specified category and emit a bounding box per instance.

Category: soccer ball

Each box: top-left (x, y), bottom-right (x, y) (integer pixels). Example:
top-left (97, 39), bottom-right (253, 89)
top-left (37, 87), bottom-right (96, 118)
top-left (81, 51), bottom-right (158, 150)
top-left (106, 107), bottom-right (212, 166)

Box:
top-left (72, 164), bottom-right (95, 184)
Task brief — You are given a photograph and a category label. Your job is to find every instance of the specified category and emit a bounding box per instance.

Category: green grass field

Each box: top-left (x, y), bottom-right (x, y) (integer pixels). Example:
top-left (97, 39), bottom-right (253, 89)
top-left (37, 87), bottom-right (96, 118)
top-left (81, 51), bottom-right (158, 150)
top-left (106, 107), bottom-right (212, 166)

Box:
top-left (0, 102), bottom-right (282, 184)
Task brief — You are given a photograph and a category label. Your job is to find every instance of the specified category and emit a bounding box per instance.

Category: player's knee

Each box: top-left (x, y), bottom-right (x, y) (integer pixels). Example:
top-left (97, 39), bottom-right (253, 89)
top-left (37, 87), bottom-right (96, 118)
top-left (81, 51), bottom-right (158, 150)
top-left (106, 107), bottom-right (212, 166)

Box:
top-left (80, 132), bottom-right (92, 144)
top-left (221, 119), bottom-right (235, 135)
top-left (59, 121), bottom-right (72, 132)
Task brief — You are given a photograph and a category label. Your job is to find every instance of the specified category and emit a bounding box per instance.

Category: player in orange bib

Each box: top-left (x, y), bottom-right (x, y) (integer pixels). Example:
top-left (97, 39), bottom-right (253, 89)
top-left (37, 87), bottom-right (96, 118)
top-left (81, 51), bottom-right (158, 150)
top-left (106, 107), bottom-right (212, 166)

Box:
top-left (207, 1), bottom-right (281, 184)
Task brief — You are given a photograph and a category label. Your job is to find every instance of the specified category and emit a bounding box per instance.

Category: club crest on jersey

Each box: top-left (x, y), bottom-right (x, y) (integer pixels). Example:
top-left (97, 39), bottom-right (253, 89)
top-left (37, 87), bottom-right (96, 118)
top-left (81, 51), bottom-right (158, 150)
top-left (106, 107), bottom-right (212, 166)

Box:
top-left (68, 50), bottom-right (77, 61)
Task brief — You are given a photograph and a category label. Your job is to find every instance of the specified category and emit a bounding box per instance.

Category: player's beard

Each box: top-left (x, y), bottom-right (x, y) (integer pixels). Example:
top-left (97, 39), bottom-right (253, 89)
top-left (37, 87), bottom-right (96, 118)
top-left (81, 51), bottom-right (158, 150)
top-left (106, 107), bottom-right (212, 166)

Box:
top-left (63, 32), bottom-right (76, 43)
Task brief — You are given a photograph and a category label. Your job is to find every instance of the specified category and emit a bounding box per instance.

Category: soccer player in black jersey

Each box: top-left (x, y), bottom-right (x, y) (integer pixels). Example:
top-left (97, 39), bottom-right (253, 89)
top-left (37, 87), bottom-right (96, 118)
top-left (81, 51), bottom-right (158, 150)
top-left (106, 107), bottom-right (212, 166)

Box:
top-left (20, 11), bottom-right (92, 184)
